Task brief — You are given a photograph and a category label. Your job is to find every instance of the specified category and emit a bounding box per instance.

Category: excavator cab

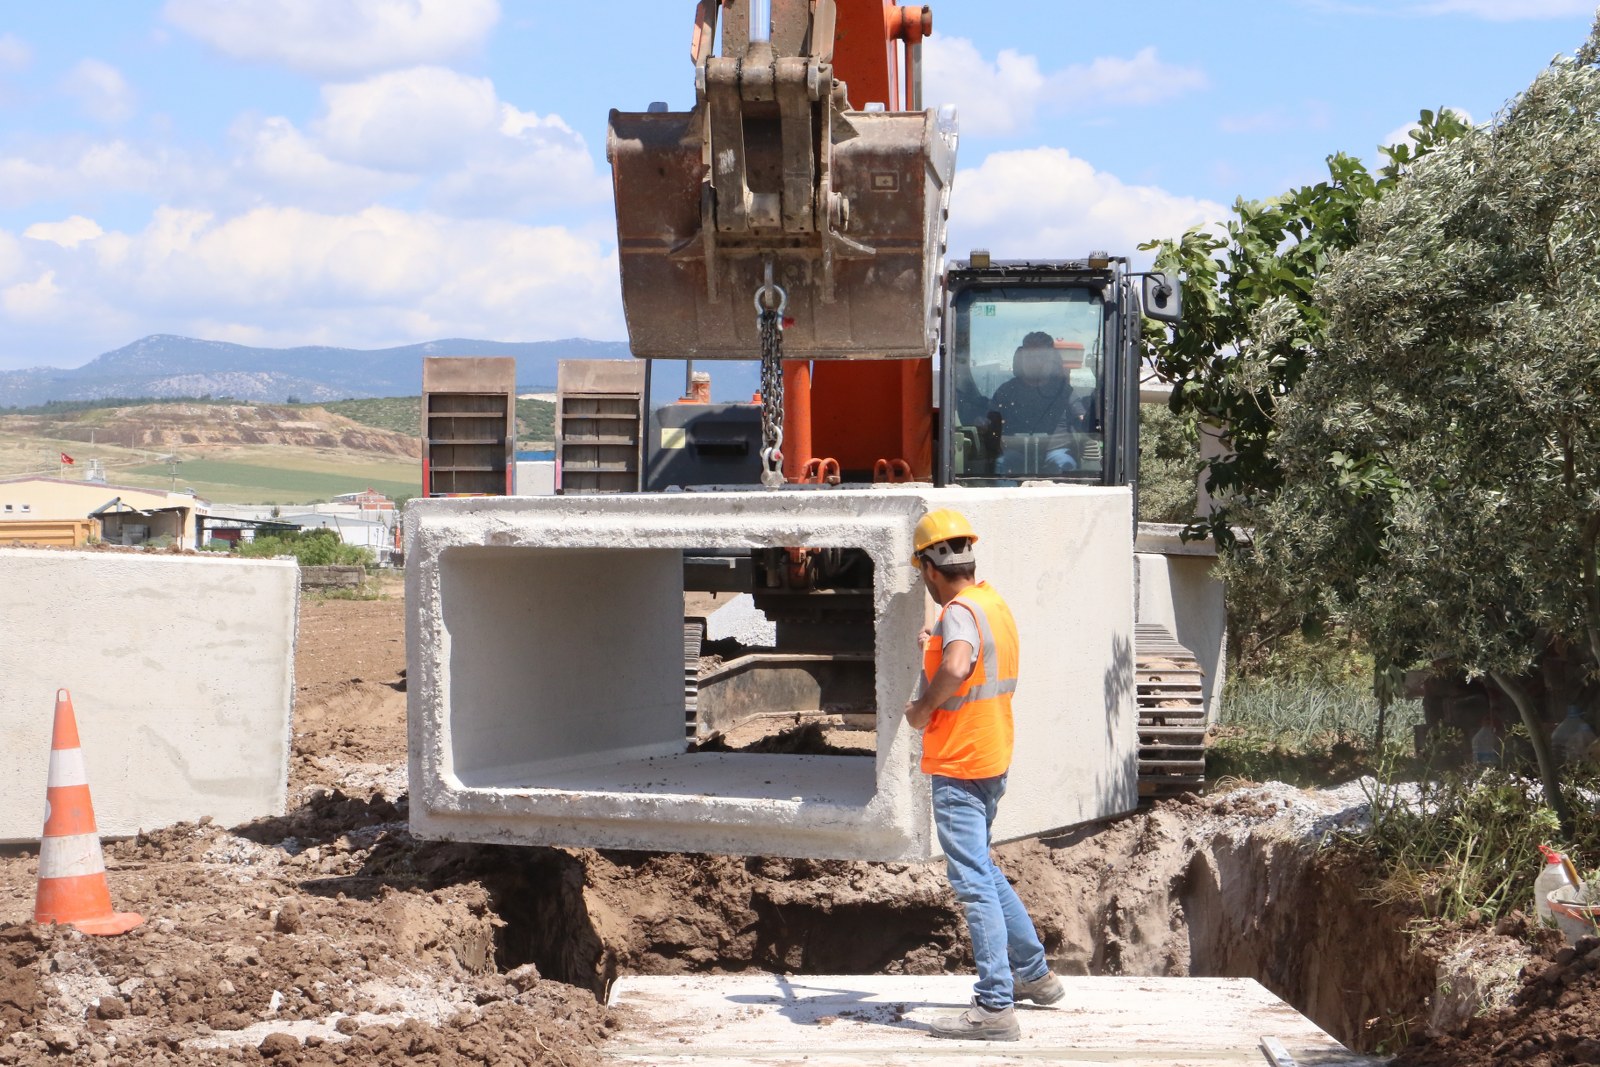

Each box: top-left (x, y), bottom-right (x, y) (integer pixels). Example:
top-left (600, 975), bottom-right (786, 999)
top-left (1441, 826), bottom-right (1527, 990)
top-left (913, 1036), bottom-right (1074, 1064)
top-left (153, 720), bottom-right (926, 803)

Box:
top-left (942, 255), bottom-right (1176, 493)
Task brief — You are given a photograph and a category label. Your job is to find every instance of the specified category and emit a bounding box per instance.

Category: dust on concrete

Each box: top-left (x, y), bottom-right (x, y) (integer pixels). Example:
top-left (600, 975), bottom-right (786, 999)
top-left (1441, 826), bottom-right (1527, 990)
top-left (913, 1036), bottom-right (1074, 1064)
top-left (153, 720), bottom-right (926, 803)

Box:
top-left (0, 590), bottom-right (1580, 1063)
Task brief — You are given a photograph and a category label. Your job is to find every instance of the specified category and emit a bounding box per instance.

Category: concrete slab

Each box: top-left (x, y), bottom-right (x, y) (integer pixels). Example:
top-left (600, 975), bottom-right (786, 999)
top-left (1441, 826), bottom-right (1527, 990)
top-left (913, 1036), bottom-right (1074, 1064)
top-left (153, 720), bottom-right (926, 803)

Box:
top-left (407, 485), bottom-right (1137, 861)
top-left (605, 974), bottom-right (1380, 1066)
top-left (0, 548), bottom-right (298, 843)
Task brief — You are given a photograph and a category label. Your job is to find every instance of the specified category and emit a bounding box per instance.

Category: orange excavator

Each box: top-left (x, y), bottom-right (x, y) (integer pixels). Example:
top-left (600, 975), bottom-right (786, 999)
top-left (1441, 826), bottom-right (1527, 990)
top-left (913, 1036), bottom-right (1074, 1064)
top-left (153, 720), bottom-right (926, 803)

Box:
top-left (608, 0), bottom-right (1179, 491)
top-left (605, 0), bottom-right (1202, 797)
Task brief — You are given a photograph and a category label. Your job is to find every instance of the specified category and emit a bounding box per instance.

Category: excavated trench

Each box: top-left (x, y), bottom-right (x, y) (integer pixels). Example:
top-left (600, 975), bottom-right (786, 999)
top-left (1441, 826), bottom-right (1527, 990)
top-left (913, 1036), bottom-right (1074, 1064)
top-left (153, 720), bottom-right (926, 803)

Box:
top-left (384, 788), bottom-right (1454, 1054)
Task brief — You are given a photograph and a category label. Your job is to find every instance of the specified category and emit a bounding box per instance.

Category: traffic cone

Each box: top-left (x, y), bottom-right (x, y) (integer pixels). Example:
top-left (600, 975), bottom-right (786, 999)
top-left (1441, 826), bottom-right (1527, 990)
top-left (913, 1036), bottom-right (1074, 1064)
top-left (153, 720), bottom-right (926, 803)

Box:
top-left (33, 689), bottom-right (143, 936)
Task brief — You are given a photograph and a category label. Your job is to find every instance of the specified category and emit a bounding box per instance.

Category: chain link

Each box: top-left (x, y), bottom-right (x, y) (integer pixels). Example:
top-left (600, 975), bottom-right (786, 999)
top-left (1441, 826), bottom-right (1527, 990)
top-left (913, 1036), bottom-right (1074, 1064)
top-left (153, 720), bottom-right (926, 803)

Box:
top-left (758, 308), bottom-right (785, 487)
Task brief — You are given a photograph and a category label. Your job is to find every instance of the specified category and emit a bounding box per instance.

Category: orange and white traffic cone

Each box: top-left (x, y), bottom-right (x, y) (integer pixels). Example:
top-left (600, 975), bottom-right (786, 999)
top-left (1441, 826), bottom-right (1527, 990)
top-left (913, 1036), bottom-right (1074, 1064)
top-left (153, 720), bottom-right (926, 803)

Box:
top-left (33, 689), bottom-right (143, 936)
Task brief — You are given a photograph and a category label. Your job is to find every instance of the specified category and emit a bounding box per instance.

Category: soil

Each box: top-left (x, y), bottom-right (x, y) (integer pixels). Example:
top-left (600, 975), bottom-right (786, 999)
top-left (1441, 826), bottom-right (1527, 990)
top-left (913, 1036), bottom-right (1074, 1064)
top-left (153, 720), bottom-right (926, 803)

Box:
top-left (0, 589), bottom-right (1590, 1064)
top-left (1393, 931), bottom-right (1600, 1067)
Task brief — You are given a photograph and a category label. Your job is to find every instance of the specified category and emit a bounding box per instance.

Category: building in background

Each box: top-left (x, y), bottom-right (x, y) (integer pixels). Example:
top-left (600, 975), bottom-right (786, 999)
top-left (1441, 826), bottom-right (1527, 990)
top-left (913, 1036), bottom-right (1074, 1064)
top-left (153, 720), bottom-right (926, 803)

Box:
top-left (0, 476), bottom-right (203, 547)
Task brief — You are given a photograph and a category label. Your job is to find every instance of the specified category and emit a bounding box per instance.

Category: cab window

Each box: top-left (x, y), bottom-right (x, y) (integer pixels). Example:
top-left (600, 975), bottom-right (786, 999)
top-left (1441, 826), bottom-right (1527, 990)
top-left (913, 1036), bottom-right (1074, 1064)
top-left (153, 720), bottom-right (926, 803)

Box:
top-left (948, 286), bottom-right (1106, 484)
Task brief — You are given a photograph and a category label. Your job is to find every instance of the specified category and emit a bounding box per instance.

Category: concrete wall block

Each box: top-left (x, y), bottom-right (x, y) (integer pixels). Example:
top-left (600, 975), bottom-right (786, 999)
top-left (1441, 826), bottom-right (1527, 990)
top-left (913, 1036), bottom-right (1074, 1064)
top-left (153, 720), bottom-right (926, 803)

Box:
top-left (406, 486), bottom-right (1136, 861)
top-left (1135, 552), bottom-right (1227, 722)
top-left (0, 548), bottom-right (299, 843)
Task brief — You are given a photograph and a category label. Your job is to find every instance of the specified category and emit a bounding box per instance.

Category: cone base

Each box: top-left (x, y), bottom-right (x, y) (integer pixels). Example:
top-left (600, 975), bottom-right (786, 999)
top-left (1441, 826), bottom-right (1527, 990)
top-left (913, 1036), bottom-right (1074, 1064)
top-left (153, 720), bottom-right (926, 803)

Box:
top-left (43, 911), bottom-right (144, 936)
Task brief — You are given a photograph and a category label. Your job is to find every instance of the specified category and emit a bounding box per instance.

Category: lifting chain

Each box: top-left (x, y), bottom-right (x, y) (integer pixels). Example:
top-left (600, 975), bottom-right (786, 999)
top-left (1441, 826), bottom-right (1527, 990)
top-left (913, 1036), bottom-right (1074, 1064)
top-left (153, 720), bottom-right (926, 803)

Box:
top-left (755, 262), bottom-right (788, 488)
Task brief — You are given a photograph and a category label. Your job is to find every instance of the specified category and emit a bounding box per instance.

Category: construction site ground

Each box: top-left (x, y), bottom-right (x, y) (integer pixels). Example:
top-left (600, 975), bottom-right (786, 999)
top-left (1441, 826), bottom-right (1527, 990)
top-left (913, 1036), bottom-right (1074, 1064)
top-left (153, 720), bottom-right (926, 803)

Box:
top-left (2, 583), bottom-right (1597, 1066)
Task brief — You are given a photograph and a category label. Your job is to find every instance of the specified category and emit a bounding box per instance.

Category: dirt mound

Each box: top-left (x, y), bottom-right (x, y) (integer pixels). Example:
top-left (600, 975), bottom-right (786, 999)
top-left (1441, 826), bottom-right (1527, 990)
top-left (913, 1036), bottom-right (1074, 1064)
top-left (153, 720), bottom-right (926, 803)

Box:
top-left (1394, 934), bottom-right (1600, 1066)
top-left (0, 403), bottom-right (420, 458)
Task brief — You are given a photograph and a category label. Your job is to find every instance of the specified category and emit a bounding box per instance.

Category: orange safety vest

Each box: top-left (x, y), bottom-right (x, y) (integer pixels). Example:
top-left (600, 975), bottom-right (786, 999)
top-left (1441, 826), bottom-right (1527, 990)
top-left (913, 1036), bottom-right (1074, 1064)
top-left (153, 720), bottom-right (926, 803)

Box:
top-left (919, 581), bottom-right (1020, 779)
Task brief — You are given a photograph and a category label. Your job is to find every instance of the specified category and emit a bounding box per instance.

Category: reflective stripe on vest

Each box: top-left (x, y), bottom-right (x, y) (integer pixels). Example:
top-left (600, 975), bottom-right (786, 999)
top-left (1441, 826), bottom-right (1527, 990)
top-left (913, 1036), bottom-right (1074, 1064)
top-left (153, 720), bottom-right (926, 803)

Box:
top-left (935, 596), bottom-right (1018, 711)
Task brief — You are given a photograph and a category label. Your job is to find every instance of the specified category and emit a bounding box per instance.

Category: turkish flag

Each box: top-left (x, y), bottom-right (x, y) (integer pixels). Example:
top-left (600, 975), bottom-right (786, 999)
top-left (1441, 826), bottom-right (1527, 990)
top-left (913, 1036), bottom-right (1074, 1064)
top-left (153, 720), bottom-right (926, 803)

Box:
top-left (59, 452), bottom-right (74, 464)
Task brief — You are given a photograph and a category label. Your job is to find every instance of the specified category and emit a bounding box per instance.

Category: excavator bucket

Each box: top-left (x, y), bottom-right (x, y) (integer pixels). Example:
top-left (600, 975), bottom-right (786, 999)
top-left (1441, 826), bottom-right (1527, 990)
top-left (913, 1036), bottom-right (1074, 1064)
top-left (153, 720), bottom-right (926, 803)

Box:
top-left (608, 107), bottom-right (954, 361)
top-left (606, 0), bottom-right (957, 361)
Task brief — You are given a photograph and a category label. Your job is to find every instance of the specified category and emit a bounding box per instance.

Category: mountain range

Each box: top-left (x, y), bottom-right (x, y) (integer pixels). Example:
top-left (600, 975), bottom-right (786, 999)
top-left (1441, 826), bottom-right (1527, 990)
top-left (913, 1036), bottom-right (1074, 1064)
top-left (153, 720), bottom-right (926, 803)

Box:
top-left (0, 335), bottom-right (637, 409)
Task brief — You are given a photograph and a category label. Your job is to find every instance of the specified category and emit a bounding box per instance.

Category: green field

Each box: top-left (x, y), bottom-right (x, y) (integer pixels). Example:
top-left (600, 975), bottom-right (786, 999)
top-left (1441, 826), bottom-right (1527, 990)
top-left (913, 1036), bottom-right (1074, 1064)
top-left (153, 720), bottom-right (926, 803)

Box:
top-left (122, 458), bottom-right (420, 505)
top-left (323, 396), bottom-right (555, 443)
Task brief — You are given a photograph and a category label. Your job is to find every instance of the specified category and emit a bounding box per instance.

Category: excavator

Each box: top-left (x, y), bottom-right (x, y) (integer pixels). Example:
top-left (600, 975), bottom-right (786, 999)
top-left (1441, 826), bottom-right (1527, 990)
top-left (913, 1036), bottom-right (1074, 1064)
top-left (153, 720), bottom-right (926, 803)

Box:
top-left (602, 0), bottom-right (1208, 799)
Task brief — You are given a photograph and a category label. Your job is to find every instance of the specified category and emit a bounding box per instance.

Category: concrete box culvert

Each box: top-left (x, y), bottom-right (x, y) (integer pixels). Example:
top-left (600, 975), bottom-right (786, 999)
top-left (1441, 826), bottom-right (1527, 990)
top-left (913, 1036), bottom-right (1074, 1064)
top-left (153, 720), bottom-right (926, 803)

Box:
top-left (405, 486), bottom-right (1139, 861)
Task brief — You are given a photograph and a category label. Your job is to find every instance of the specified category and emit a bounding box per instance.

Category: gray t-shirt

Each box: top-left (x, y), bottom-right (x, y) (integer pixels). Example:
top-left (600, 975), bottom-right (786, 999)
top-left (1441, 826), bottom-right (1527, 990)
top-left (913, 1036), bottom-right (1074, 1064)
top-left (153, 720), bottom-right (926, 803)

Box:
top-left (931, 600), bottom-right (981, 672)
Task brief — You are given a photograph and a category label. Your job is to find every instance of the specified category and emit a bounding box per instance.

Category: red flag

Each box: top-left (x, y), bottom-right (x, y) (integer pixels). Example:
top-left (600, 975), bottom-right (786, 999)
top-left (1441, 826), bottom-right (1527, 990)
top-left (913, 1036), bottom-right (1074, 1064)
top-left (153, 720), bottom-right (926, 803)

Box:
top-left (59, 453), bottom-right (74, 465)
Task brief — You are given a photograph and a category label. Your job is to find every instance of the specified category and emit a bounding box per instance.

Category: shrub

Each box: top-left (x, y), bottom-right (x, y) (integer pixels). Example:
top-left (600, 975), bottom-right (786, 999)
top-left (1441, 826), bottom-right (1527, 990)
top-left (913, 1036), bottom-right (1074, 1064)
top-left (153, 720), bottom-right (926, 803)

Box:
top-left (236, 527), bottom-right (374, 567)
top-left (1352, 745), bottom-right (1600, 924)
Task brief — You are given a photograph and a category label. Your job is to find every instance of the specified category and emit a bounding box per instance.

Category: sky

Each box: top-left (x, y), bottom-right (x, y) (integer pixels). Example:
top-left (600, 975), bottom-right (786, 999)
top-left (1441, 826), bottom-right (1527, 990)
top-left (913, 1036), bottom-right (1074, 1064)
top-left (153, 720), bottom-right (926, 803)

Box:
top-left (0, 0), bottom-right (1595, 371)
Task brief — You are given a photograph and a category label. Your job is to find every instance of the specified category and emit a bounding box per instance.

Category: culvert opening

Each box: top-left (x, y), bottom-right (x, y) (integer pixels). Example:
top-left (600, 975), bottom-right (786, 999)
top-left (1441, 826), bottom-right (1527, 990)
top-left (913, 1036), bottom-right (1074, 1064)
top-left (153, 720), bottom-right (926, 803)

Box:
top-left (474, 803), bottom-right (1439, 1056)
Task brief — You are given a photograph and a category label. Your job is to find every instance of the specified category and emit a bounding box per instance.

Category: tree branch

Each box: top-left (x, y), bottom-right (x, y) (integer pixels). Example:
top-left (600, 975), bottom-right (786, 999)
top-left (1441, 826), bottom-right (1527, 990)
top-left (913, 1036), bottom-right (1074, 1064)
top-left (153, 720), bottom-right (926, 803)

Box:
top-left (1490, 670), bottom-right (1571, 835)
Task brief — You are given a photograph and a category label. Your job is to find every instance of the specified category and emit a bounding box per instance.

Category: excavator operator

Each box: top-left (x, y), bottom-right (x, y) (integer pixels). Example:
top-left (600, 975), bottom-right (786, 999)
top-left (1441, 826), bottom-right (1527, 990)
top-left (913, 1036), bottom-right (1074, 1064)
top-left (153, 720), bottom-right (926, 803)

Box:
top-left (990, 330), bottom-right (1084, 476)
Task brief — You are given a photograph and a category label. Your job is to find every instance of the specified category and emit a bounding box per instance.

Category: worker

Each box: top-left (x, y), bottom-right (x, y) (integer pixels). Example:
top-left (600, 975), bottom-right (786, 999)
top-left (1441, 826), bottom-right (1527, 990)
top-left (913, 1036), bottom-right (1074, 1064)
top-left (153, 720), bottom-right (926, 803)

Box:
top-left (990, 330), bottom-right (1082, 475)
top-left (903, 508), bottom-right (1063, 1041)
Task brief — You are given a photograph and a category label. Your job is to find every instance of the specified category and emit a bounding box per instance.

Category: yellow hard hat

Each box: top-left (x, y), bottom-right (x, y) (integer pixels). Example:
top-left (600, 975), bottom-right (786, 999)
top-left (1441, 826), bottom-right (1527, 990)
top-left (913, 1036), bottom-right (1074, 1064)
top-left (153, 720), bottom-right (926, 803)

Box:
top-left (913, 508), bottom-right (978, 563)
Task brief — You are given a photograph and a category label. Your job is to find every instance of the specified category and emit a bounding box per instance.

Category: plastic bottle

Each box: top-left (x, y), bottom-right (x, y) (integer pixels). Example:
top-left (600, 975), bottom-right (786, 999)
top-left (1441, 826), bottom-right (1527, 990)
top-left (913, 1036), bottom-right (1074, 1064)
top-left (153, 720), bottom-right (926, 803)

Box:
top-left (1551, 706), bottom-right (1597, 765)
top-left (1471, 719), bottom-right (1500, 766)
top-left (1536, 845), bottom-right (1578, 922)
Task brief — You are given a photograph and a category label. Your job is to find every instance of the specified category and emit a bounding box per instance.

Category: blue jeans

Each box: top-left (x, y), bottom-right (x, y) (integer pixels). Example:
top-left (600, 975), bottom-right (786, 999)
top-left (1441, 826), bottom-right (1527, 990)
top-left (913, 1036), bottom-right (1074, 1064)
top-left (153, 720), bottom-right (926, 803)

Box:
top-left (932, 774), bottom-right (1049, 1010)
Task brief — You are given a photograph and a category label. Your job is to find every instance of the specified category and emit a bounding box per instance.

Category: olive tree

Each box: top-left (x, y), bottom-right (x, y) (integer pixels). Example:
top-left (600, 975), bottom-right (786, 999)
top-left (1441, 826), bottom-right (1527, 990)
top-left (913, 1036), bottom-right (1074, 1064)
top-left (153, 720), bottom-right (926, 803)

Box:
top-left (1140, 111), bottom-right (1467, 666)
top-left (1142, 112), bottom-right (1468, 547)
top-left (1253, 24), bottom-right (1600, 822)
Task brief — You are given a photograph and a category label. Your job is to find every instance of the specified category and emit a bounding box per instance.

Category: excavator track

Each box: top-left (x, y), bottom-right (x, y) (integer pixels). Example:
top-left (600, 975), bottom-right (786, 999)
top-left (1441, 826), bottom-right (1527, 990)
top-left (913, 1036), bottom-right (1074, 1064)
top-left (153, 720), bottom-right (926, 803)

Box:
top-left (684, 617), bottom-right (707, 741)
top-left (1134, 623), bottom-right (1208, 800)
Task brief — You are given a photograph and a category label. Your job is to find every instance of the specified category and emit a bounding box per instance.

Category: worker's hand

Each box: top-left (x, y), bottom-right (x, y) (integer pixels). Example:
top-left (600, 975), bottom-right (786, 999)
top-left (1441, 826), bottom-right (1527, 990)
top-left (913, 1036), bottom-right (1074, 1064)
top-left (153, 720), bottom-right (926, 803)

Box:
top-left (917, 626), bottom-right (932, 648)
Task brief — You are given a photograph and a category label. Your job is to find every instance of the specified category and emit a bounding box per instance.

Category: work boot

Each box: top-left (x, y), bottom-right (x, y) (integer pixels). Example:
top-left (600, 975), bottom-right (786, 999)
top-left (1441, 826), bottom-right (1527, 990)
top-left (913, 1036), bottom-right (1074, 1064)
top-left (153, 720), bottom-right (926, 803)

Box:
top-left (1013, 969), bottom-right (1064, 1006)
top-left (927, 1000), bottom-right (1020, 1041)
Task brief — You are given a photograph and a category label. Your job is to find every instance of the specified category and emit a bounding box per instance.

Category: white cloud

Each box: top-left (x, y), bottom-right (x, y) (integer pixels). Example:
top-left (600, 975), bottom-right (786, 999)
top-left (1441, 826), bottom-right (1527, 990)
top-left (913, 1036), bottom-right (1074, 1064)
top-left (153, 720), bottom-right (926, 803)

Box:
top-left (62, 60), bottom-right (135, 124)
top-left (0, 204), bottom-right (624, 365)
top-left (302, 67), bottom-right (605, 213)
top-left (0, 70), bottom-right (605, 220)
top-left (924, 38), bottom-right (1207, 138)
top-left (2, 270), bottom-right (63, 319)
top-left (947, 148), bottom-right (1226, 263)
top-left (0, 230), bottom-right (24, 283)
top-left (163, 0), bottom-right (499, 77)
top-left (314, 66), bottom-right (501, 171)
top-left (0, 138), bottom-right (199, 210)
top-left (433, 103), bottom-right (603, 216)
top-left (1379, 107), bottom-right (1474, 153)
top-left (230, 114), bottom-right (413, 210)
top-left (0, 33), bottom-right (31, 74)
top-left (23, 216), bottom-right (105, 248)
top-left (1413, 0), bottom-right (1594, 17)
